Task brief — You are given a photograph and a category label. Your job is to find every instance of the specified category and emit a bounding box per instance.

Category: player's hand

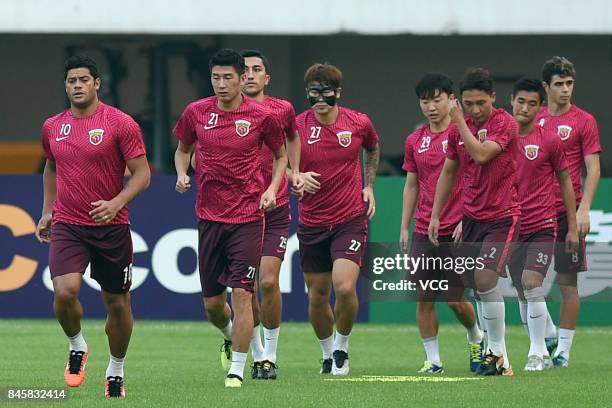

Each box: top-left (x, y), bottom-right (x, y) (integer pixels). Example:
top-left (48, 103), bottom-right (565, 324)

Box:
top-left (176, 174), bottom-right (191, 194)
top-left (35, 212), bottom-right (53, 244)
top-left (290, 172), bottom-right (305, 198)
top-left (576, 206), bottom-right (590, 238)
top-left (259, 188), bottom-right (276, 212)
top-left (565, 228), bottom-right (580, 254)
top-left (301, 171), bottom-right (321, 194)
top-left (400, 229), bottom-right (410, 253)
top-left (89, 199), bottom-right (121, 225)
top-left (428, 218), bottom-right (440, 247)
top-left (452, 221), bottom-right (463, 245)
top-left (363, 186), bottom-right (375, 220)
top-left (449, 97), bottom-right (464, 123)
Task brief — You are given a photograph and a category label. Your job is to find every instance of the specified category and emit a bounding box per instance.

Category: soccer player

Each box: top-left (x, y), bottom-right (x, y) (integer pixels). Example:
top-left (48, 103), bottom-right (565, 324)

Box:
top-left (429, 68), bottom-right (520, 376)
top-left (35, 55), bottom-right (151, 398)
top-left (400, 73), bottom-right (484, 374)
top-left (296, 63), bottom-right (379, 375)
top-left (240, 49), bottom-right (303, 380)
top-left (173, 49), bottom-right (287, 387)
top-left (508, 78), bottom-right (579, 371)
top-left (537, 56), bottom-right (601, 367)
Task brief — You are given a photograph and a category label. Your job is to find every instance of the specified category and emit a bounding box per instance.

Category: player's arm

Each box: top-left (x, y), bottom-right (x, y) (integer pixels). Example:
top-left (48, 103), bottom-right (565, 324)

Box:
top-left (35, 159), bottom-right (56, 243)
top-left (428, 158), bottom-right (459, 245)
top-left (90, 155), bottom-right (151, 225)
top-left (363, 143), bottom-right (380, 220)
top-left (261, 145), bottom-right (288, 210)
top-left (556, 168), bottom-right (579, 252)
top-left (577, 153), bottom-right (600, 237)
top-left (400, 172), bottom-right (418, 252)
top-left (450, 99), bottom-right (501, 165)
top-left (175, 141), bottom-right (193, 193)
top-left (286, 130), bottom-right (304, 196)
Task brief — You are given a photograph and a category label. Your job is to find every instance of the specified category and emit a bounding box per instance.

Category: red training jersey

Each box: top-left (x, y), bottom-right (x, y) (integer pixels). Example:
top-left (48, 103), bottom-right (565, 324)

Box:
top-left (513, 125), bottom-right (568, 234)
top-left (41, 102), bottom-right (146, 226)
top-left (403, 123), bottom-right (463, 236)
top-left (536, 105), bottom-right (601, 214)
top-left (297, 107), bottom-right (379, 226)
top-left (174, 96), bottom-right (285, 224)
top-left (446, 107), bottom-right (520, 221)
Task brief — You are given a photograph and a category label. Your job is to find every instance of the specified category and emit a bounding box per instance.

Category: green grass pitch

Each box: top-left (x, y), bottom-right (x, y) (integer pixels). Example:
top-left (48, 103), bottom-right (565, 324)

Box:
top-left (1, 320), bottom-right (610, 407)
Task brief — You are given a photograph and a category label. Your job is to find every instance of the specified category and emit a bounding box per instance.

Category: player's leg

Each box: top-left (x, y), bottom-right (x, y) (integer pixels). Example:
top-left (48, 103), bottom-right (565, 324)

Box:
top-left (258, 255), bottom-right (283, 379)
top-left (101, 291), bottom-right (132, 398)
top-left (554, 271), bottom-right (579, 366)
top-left (522, 270), bottom-right (547, 371)
top-left (330, 258), bottom-right (359, 375)
top-left (249, 279), bottom-right (264, 379)
top-left (304, 271), bottom-right (334, 373)
top-left (49, 223), bottom-right (91, 388)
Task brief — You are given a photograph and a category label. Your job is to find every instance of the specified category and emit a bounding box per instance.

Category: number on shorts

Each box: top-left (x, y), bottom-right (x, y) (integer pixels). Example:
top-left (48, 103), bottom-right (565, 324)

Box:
top-left (487, 247), bottom-right (497, 259)
top-left (123, 263), bottom-right (133, 286)
top-left (571, 252), bottom-right (579, 263)
top-left (348, 239), bottom-right (361, 252)
top-left (536, 252), bottom-right (549, 265)
top-left (246, 266), bottom-right (256, 279)
top-left (279, 236), bottom-right (288, 250)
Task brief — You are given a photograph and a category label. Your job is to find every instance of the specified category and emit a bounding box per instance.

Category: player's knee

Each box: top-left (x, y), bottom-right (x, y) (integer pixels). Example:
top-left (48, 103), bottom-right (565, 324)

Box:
top-left (259, 275), bottom-right (279, 294)
top-left (54, 286), bottom-right (79, 305)
top-left (446, 301), bottom-right (465, 313)
top-left (308, 288), bottom-right (329, 306)
top-left (204, 296), bottom-right (226, 316)
top-left (333, 282), bottom-right (356, 300)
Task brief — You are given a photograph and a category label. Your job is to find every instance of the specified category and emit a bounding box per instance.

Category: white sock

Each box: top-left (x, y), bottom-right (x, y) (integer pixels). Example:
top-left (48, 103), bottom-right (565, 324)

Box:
top-left (423, 336), bottom-right (442, 366)
top-left (228, 351), bottom-right (247, 379)
top-left (466, 323), bottom-right (483, 344)
top-left (545, 309), bottom-right (557, 338)
top-left (475, 299), bottom-right (488, 346)
top-left (105, 354), bottom-right (125, 378)
top-left (518, 300), bottom-right (529, 336)
top-left (524, 287), bottom-right (547, 358)
top-left (477, 287), bottom-right (506, 359)
top-left (250, 324), bottom-right (264, 362)
top-left (68, 330), bottom-right (88, 352)
top-left (219, 321), bottom-right (232, 341)
top-left (555, 328), bottom-right (575, 358)
top-left (318, 335), bottom-right (334, 359)
top-left (333, 331), bottom-right (350, 352)
top-left (263, 326), bottom-right (280, 363)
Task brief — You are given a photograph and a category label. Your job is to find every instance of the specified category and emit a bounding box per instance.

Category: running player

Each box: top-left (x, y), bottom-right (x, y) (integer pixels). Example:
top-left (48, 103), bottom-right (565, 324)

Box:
top-left (173, 49), bottom-right (287, 387)
top-left (296, 63), bottom-right (379, 375)
top-left (36, 55), bottom-right (151, 398)
top-left (537, 56), bottom-right (601, 367)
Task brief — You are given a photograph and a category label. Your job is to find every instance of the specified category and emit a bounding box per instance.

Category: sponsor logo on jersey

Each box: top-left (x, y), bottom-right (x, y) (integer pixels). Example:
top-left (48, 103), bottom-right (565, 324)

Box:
top-left (337, 131), bottom-right (352, 147)
top-left (477, 129), bottom-right (488, 142)
top-left (235, 120), bottom-right (251, 137)
top-left (88, 129), bottom-right (104, 146)
top-left (524, 144), bottom-right (540, 160)
top-left (557, 125), bottom-right (572, 141)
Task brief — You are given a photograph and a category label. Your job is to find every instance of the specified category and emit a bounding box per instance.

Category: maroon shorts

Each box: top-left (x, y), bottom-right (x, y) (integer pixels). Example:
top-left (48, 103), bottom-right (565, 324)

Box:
top-left (409, 233), bottom-right (465, 290)
top-left (49, 223), bottom-right (133, 294)
top-left (554, 212), bottom-right (588, 274)
top-left (298, 214), bottom-right (368, 273)
top-left (508, 228), bottom-right (556, 285)
top-left (461, 215), bottom-right (520, 277)
top-left (198, 219), bottom-right (264, 297)
top-left (262, 204), bottom-right (291, 260)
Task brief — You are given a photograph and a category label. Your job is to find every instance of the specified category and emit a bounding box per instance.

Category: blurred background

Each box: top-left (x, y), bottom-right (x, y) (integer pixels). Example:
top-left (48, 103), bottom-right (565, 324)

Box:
top-left (1, 0), bottom-right (611, 324)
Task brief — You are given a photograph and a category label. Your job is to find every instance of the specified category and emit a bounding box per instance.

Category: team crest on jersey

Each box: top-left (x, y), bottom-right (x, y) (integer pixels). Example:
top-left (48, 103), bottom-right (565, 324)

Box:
top-left (336, 131), bottom-right (352, 147)
top-left (88, 129), bottom-right (104, 146)
top-left (477, 129), bottom-right (488, 142)
top-left (235, 120), bottom-right (251, 137)
top-left (524, 144), bottom-right (539, 160)
top-left (557, 125), bottom-right (572, 141)
top-left (442, 140), bottom-right (448, 153)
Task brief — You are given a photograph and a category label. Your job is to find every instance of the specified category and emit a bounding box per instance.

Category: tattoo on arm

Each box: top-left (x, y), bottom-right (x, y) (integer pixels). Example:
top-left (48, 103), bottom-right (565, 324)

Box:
top-left (364, 144), bottom-right (380, 187)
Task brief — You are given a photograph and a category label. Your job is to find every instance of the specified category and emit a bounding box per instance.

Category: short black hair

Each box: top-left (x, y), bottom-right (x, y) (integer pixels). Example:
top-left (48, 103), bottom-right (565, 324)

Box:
top-left (415, 73), bottom-right (453, 99)
top-left (512, 77), bottom-right (546, 104)
top-left (240, 49), bottom-right (270, 74)
top-left (542, 56), bottom-right (576, 85)
top-left (209, 48), bottom-right (245, 75)
top-left (459, 67), bottom-right (494, 95)
top-left (64, 55), bottom-right (99, 80)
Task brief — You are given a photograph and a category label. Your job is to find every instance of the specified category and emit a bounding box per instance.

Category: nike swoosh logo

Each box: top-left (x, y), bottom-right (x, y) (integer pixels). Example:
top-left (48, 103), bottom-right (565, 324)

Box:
top-left (240, 279), bottom-right (252, 284)
top-left (458, 140), bottom-right (465, 145)
top-left (307, 139), bottom-right (321, 145)
top-left (417, 148), bottom-right (429, 153)
top-left (203, 124), bottom-right (217, 130)
top-left (483, 316), bottom-right (496, 320)
top-left (529, 314), bottom-right (544, 319)
top-left (55, 136), bottom-right (69, 141)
